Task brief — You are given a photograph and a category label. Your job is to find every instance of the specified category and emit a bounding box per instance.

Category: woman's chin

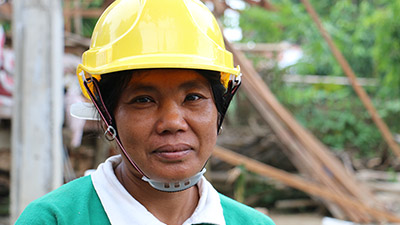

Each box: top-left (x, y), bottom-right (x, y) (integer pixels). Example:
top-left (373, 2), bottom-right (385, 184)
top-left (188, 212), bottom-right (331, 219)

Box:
top-left (146, 168), bottom-right (202, 183)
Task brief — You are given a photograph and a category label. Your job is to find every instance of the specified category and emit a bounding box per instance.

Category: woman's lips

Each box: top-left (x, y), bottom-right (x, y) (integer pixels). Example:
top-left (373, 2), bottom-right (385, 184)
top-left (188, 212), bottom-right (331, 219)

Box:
top-left (152, 144), bottom-right (193, 161)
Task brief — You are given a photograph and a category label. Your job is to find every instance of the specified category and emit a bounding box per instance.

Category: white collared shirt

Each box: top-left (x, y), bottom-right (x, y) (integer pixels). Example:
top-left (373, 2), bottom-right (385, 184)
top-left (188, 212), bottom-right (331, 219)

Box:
top-left (91, 155), bottom-right (226, 225)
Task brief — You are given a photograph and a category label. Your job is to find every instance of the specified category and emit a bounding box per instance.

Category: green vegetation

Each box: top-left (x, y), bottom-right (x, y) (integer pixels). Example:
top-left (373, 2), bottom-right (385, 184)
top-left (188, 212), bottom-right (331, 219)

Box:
top-left (236, 0), bottom-right (400, 158)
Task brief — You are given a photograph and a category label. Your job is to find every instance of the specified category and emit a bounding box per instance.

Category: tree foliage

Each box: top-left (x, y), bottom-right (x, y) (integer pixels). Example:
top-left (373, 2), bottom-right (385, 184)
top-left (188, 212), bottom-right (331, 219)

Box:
top-left (236, 0), bottom-right (400, 158)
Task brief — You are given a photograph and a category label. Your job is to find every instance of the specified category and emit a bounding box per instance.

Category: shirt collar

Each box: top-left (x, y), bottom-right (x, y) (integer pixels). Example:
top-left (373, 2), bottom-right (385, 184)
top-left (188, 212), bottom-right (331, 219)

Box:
top-left (91, 155), bottom-right (226, 225)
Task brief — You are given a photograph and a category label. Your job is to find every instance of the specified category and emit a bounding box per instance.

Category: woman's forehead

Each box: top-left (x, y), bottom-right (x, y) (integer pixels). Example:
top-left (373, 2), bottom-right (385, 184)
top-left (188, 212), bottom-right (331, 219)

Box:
top-left (127, 69), bottom-right (210, 89)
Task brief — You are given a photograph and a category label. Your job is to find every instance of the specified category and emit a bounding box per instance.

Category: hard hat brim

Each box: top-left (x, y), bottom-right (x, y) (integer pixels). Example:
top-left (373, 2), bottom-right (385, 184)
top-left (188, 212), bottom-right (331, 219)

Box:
top-left (79, 53), bottom-right (240, 76)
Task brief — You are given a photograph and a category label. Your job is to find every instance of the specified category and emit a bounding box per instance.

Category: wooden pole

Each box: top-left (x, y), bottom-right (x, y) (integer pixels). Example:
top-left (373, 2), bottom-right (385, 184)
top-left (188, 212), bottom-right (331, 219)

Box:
top-left (213, 146), bottom-right (400, 223)
top-left (73, 0), bottom-right (83, 35)
top-left (226, 38), bottom-right (378, 204)
top-left (300, 0), bottom-right (400, 159)
top-left (64, 0), bottom-right (72, 33)
top-left (224, 38), bottom-right (379, 221)
top-left (11, 0), bottom-right (64, 222)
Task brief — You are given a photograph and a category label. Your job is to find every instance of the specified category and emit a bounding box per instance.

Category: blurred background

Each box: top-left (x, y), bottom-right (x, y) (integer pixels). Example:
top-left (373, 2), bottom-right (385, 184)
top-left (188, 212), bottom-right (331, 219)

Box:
top-left (0, 0), bottom-right (400, 224)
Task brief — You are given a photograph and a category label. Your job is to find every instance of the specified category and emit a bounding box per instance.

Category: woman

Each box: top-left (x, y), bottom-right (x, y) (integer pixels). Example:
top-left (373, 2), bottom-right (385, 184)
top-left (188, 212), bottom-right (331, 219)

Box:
top-left (16, 0), bottom-right (275, 224)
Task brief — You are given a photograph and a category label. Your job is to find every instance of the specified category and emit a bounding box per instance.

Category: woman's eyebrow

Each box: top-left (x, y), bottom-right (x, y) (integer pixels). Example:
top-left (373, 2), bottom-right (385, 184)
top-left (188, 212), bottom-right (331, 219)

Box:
top-left (124, 79), bottom-right (210, 94)
top-left (179, 80), bottom-right (210, 91)
top-left (124, 85), bottom-right (158, 97)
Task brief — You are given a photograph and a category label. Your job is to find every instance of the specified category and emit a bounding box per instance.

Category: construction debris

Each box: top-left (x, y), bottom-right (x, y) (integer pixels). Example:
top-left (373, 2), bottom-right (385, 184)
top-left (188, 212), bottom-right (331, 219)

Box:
top-left (222, 37), bottom-right (399, 222)
top-left (213, 146), bottom-right (400, 223)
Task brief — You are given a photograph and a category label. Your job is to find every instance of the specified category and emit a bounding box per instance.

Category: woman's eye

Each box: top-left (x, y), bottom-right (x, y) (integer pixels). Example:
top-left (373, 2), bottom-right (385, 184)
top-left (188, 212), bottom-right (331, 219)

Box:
top-left (132, 96), bottom-right (154, 104)
top-left (185, 94), bottom-right (202, 102)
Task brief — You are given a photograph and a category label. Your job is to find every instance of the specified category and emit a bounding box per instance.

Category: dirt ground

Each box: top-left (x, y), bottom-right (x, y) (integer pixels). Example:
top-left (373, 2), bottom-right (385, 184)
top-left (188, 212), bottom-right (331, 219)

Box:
top-left (2, 215), bottom-right (324, 225)
top-left (1, 214), bottom-right (324, 225)
top-left (269, 213), bottom-right (323, 225)
top-left (0, 217), bottom-right (8, 225)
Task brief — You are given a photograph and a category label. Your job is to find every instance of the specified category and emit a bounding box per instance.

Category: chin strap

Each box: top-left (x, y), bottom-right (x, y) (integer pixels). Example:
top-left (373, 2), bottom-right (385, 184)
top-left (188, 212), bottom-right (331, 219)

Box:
top-left (81, 72), bottom-right (205, 192)
top-left (142, 168), bottom-right (206, 192)
top-left (82, 74), bottom-right (146, 177)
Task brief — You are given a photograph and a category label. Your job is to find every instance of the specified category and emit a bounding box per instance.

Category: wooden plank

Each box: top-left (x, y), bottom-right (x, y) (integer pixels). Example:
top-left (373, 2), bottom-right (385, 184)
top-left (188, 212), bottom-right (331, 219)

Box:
top-left (64, 0), bottom-right (72, 32)
top-left (357, 170), bottom-right (400, 182)
top-left (282, 74), bottom-right (378, 86)
top-left (225, 38), bottom-right (381, 216)
top-left (225, 38), bottom-right (377, 222)
top-left (73, 0), bottom-right (83, 35)
top-left (212, 146), bottom-right (400, 223)
top-left (242, 88), bottom-right (352, 220)
top-left (233, 42), bottom-right (290, 52)
top-left (0, 2), bottom-right (12, 20)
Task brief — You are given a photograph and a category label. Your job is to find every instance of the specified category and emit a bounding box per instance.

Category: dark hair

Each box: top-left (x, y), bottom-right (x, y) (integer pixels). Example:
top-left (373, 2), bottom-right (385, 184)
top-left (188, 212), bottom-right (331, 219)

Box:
top-left (97, 69), bottom-right (226, 130)
top-left (195, 69), bottom-right (226, 117)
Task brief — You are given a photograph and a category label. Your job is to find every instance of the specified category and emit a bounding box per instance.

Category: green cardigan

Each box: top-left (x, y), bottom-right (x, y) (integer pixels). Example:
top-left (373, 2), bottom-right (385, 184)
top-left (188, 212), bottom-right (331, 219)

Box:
top-left (16, 176), bottom-right (275, 225)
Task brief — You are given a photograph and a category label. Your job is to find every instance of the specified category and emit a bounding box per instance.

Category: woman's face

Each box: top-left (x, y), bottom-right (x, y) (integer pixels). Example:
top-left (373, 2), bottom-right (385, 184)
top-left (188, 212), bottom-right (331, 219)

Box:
top-left (114, 69), bottom-right (218, 182)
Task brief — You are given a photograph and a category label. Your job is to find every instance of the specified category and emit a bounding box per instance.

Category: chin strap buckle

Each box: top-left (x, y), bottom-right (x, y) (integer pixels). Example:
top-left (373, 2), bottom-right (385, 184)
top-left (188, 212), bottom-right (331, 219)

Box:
top-left (104, 125), bottom-right (117, 141)
top-left (142, 168), bottom-right (206, 192)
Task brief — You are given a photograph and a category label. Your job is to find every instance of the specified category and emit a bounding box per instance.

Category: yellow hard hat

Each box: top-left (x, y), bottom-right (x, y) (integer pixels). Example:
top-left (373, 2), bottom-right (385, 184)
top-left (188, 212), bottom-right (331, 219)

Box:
top-left (77, 0), bottom-right (240, 99)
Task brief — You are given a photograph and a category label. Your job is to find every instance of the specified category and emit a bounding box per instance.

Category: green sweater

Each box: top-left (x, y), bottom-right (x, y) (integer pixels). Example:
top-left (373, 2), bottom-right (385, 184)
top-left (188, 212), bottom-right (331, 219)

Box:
top-left (16, 176), bottom-right (275, 225)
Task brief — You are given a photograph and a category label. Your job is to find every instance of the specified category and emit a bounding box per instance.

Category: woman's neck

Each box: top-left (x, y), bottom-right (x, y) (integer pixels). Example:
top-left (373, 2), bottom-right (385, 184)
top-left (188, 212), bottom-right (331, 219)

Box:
top-left (115, 163), bottom-right (200, 225)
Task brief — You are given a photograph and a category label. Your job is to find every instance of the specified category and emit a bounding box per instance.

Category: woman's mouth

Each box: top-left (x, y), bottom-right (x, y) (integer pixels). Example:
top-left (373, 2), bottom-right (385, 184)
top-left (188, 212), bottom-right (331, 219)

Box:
top-left (152, 144), bottom-right (194, 161)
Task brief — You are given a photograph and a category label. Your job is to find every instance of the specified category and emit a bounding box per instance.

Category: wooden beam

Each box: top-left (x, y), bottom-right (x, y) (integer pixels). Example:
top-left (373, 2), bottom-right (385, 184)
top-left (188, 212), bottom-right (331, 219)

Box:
top-left (0, 2), bottom-right (12, 20)
top-left (233, 42), bottom-right (290, 52)
top-left (64, 0), bottom-right (72, 32)
top-left (239, 84), bottom-right (356, 220)
top-left (225, 37), bottom-right (382, 221)
top-left (227, 37), bottom-right (379, 205)
top-left (243, 0), bottom-right (276, 11)
top-left (73, 0), bottom-right (83, 35)
top-left (63, 8), bottom-right (104, 18)
top-left (212, 146), bottom-right (400, 223)
top-left (102, 0), bottom-right (115, 8)
top-left (282, 74), bottom-right (378, 86)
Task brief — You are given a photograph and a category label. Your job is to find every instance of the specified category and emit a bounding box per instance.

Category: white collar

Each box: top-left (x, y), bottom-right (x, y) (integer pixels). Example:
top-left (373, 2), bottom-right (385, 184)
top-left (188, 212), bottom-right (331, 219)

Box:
top-left (91, 155), bottom-right (226, 225)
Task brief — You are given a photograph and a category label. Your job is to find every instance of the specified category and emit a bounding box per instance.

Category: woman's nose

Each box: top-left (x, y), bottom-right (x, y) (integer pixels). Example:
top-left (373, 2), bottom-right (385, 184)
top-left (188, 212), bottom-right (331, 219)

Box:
top-left (155, 102), bottom-right (188, 135)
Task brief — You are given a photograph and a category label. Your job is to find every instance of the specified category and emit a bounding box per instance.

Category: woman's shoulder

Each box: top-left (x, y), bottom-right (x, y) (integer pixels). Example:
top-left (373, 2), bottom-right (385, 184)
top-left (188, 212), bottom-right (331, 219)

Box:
top-left (219, 193), bottom-right (275, 225)
top-left (15, 175), bottom-right (109, 225)
top-left (44, 175), bottom-right (94, 198)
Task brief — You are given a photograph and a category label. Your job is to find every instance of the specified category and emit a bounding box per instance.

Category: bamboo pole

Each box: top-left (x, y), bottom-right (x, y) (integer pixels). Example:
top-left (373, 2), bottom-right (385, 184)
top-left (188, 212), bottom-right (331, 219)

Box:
top-left (242, 88), bottom-right (361, 220)
top-left (213, 146), bottom-right (400, 223)
top-left (64, 0), bottom-right (72, 32)
top-left (73, 0), bottom-right (83, 35)
top-left (226, 39), bottom-right (379, 210)
top-left (300, 0), bottom-right (400, 159)
top-left (225, 40), bottom-right (380, 222)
